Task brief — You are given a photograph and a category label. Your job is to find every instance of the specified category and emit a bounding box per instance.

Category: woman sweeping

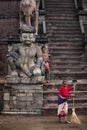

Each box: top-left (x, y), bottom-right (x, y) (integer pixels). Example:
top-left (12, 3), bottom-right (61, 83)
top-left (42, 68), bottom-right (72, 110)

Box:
top-left (57, 80), bottom-right (76, 123)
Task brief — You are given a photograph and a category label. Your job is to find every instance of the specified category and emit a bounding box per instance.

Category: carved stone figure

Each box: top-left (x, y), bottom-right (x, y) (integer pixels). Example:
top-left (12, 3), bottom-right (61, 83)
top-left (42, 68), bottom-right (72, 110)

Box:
top-left (7, 33), bottom-right (43, 79)
top-left (20, 0), bottom-right (36, 27)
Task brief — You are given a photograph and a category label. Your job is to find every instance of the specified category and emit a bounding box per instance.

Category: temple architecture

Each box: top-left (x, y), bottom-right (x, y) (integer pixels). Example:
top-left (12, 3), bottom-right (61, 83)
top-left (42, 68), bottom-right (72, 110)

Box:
top-left (0, 0), bottom-right (87, 115)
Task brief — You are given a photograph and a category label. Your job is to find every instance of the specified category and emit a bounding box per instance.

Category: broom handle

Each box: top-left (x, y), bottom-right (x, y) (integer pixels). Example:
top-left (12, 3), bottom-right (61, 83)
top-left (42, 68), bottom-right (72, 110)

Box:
top-left (72, 83), bottom-right (76, 109)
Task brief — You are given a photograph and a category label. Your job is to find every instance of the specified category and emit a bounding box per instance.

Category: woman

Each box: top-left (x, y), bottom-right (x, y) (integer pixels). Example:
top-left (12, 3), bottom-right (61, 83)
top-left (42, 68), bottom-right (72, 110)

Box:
top-left (57, 80), bottom-right (75, 123)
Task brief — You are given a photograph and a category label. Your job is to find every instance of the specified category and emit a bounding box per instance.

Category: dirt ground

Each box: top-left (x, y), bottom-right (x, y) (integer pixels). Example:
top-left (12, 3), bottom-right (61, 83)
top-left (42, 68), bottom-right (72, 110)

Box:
top-left (0, 115), bottom-right (87, 130)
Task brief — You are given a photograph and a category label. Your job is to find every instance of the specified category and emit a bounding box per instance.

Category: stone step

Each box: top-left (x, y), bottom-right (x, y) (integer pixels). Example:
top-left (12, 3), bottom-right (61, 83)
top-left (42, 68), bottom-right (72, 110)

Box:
top-left (50, 71), bottom-right (87, 79)
top-left (43, 104), bottom-right (87, 110)
top-left (50, 61), bottom-right (83, 66)
top-left (47, 22), bottom-right (80, 26)
top-left (48, 42), bottom-right (82, 46)
top-left (49, 32), bottom-right (82, 35)
top-left (50, 39), bottom-right (83, 43)
top-left (48, 33), bottom-right (82, 37)
top-left (47, 27), bottom-right (81, 32)
top-left (46, 19), bottom-right (80, 23)
top-left (46, 5), bottom-right (75, 9)
top-left (47, 17), bottom-right (77, 21)
top-left (49, 50), bottom-right (83, 57)
top-left (49, 49), bottom-right (83, 52)
top-left (45, 0), bottom-right (74, 3)
top-left (50, 61), bottom-right (85, 66)
top-left (50, 55), bottom-right (83, 59)
top-left (46, 4), bottom-right (74, 7)
top-left (49, 49), bottom-right (83, 53)
top-left (50, 59), bottom-right (83, 64)
top-left (45, 0), bottom-right (86, 80)
top-left (46, 10), bottom-right (76, 14)
top-left (50, 71), bottom-right (87, 80)
top-left (47, 16), bottom-right (78, 20)
top-left (47, 27), bottom-right (80, 31)
top-left (43, 80), bottom-right (87, 92)
top-left (50, 66), bottom-right (85, 72)
top-left (49, 46), bottom-right (83, 50)
top-left (44, 79), bottom-right (87, 85)
top-left (49, 36), bottom-right (82, 41)
top-left (50, 39), bottom-right (82, 43)
top-left (50, 59), bottom-right (84, 64)
top-left (47, 21), bottom-right (79, 25)
top-left (47, 31), bottom-right (82, 35)
top-left (45, 1), bottom-right (72, 3)
top-left (46, 3), bottom-right (74, 6)
top-left (49, 39), bottom-right (83, 45)
top-left (46, 10), bottom-right (75, 14)
top-left (42, 79), bottom-right (87, 115)
top-left (46, 13), bottom-right (77, 17)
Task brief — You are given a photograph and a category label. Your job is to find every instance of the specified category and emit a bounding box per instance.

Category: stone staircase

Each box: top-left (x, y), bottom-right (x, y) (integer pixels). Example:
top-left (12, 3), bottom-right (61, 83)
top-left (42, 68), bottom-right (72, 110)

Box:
top-left (42, 0), bottom-right (87, 115)
top-left (42, 80), bottom-right (87, 115)
top-left (45, 0), bottom-right (87, 80)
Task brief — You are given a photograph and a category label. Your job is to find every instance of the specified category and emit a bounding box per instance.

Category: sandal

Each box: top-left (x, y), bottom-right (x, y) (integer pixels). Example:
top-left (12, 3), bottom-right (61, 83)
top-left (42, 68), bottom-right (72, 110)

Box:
top-left (64, 120), bottom-right (71, 124)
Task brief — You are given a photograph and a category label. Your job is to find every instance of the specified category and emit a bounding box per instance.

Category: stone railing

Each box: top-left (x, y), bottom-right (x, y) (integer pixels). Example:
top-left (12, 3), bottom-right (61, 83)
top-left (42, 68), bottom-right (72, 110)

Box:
top-left (36, 0), bottom-right (48, 43)
top-left (74, 0), bottom-right (83, 11)
top-left (74, 0), bottom-right (87, 62)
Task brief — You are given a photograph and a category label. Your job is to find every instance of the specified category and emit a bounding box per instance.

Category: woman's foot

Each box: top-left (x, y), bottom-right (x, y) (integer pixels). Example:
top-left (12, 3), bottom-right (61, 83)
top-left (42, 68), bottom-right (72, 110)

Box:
top-left (64, 120), bottom-right (71, 124)
top-left (58, 116), bottom-right (63, 123)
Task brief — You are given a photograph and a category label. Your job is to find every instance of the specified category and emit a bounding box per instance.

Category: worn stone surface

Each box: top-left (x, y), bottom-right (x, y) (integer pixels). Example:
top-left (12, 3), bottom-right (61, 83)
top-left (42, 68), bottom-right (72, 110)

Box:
top-left (0, 115), bottom-right (87, 130)
top-left (0, 1), bottom-right (20, 39)
top-left (6, 75), bottom-right (44, 84)
top-left (3, 82), bottom-right (43, 114)
top-left (0, 44), bottom-right (8, 77)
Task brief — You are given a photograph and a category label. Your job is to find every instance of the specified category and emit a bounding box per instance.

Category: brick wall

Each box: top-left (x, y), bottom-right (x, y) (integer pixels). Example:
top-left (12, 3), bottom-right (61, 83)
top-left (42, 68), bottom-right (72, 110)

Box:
top-left (0, 1), bottom-right (20, 39)
top-left (0, 19), bottom-right (19, 39)
top-left (0, 44), bottom-right (8, 76)
top-left (0, 0), bottom-right (20, 77)
top-left (0, 1), bottom-right (20, 16)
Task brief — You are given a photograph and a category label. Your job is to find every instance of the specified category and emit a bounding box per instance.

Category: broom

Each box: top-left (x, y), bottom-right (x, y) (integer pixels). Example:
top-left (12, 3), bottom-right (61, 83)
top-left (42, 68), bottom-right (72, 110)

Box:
top-left (71, 80), bottom-right (81, 124)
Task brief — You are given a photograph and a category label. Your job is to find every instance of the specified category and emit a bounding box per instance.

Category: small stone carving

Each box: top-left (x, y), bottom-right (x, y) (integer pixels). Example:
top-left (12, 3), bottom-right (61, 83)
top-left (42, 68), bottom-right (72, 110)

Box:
top-left (7, 33), bottom-right (43, 81)
top-left (20, 0), bottom-right (36, 27)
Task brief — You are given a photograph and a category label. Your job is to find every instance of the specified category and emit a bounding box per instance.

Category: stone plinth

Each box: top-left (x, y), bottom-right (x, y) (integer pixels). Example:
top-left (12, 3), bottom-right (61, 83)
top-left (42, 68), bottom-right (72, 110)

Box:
top-left (2, 76), bottom-right (43, 115)
top-left (6, 75), bottom-right (44, 84)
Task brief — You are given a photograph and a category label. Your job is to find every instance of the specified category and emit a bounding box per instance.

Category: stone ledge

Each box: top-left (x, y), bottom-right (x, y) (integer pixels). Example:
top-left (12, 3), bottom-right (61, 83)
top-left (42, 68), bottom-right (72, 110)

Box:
top-left (6, 75), bottom-right (44, 84)
top-left (1, 111), bottom-right (41, 115)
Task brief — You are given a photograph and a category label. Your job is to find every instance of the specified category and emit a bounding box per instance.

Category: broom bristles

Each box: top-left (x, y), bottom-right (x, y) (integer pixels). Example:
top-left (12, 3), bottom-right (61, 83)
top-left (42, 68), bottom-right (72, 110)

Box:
top-left (71, 109), bottom-right (81, 124)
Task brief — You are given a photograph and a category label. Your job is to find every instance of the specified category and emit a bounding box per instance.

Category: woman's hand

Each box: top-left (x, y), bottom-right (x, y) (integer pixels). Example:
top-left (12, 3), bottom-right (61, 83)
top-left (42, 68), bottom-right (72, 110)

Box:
top-left (73, 82), bottom-right (77, 87)
top-left (71, 94), bottom-right (75, 97)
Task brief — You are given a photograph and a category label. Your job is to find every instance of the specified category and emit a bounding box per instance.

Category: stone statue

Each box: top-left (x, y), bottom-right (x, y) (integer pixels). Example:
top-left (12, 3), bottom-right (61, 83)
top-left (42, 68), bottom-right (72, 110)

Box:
top-left (7, 33), bottom-right (43, 79)
top-left (20, 0), bottom-right (36, 27)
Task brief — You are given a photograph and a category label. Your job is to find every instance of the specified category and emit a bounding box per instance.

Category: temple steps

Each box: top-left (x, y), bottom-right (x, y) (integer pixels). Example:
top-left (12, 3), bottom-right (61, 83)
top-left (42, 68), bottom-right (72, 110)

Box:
top-left (44, 0), bottom-right (87, 115)
top-left (42, 80), bottom-right (87, 115)
top-left (45, 0), bottom-right (87, 80)
top-left (48, 42), bottom-right (83, 46)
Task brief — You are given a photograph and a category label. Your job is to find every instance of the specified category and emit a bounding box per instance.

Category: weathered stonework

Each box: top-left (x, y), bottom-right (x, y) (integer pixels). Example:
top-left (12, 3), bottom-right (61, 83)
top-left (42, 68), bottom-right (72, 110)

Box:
top-left (3, 76), bottom-right (43, 115)
top-left (0, 1), bottom-right (20, 39)
top-left (0, 44), bottom-right (8, 77)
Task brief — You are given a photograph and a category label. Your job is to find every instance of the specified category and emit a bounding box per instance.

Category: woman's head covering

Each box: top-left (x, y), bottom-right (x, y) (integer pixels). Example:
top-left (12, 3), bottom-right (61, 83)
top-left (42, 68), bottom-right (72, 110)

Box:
top-left (62, 80), bottom-right (67, 84)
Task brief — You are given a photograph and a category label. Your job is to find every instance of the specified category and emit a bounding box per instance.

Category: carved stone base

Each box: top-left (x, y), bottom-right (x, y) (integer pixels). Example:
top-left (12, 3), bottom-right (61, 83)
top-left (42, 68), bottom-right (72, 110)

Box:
top-left (6, 74), bottom-right (44, 84)
top-left (3, 77), bottom-right (43, 115)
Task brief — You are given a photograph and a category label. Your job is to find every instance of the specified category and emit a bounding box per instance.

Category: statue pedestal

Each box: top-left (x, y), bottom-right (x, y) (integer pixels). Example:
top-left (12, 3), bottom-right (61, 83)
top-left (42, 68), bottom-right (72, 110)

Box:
top-left (2, 75), bottom-right (43, 115)
top-left (6, 74), bottom-right (44, 84)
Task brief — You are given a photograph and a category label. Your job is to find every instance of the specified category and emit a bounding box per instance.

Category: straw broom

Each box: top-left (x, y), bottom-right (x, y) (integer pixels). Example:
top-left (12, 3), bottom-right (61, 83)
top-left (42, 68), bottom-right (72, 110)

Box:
top-left (71, 81), bottom-right (81, 124)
